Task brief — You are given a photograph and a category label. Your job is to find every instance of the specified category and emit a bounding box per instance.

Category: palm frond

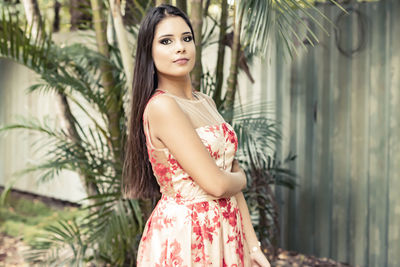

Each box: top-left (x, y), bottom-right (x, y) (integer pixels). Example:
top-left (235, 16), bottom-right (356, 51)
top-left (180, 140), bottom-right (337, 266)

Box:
top-left (1, 116), bottom-right (116, 189)
top-left (24, 217), bottom-right (89, 266)
top-left (0, 7), bottom-right (54, 72)
top-left (0, 10), bottom-right (126, 121)
top-left (238, 0), bottom-right (344, 57)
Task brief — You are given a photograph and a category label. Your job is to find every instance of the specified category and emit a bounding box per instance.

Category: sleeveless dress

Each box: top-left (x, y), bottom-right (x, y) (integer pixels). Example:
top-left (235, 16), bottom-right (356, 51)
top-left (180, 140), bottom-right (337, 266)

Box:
top-left (137, 89), bottom-right (252, 267)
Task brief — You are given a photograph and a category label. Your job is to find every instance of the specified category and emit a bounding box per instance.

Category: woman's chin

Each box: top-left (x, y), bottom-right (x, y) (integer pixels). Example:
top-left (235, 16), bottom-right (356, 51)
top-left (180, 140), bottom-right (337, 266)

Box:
top-left (160, 69), bottom-right (193, 78)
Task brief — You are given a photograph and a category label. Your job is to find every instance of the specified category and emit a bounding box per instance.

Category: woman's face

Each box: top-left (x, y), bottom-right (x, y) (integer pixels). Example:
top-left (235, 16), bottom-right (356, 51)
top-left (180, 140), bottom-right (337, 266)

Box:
top-left (152, 16), bottom-right (196, 78)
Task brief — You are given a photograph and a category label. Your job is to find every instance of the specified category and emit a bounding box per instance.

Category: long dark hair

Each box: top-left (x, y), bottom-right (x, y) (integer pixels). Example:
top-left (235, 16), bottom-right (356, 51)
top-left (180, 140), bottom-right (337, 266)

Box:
top-left (122, 4), bottom-right (195, 199)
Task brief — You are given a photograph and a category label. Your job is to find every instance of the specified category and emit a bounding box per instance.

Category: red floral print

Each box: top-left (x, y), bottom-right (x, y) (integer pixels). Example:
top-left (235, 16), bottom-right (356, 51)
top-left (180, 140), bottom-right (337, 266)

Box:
top-left (137, 91), bottom-right (250, 266)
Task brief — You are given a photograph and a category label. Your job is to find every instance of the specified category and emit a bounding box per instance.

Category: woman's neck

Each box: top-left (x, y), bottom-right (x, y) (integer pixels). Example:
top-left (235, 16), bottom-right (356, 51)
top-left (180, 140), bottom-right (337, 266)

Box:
top-left (157, 74), bottom-right (194, 100)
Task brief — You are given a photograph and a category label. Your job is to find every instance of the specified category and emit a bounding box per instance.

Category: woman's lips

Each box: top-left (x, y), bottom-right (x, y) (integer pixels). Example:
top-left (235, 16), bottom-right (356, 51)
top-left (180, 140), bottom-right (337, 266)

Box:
top-left (174, 58), bottom-right (189, 65)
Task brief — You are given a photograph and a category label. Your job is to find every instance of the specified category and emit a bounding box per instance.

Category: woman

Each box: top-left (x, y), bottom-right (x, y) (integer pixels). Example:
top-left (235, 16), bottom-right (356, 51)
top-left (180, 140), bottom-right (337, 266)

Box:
top-left (122, 4), bottom-right (271, 267)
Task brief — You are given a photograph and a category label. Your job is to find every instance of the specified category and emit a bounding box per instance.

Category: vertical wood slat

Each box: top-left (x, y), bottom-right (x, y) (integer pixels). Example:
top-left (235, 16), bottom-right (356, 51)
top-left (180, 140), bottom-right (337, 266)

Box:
top-left (331, 4), bottom-right (352, 263)
top-left (368, 2), bottom-right (388, 267)
top-left (387, 0), bottom-right (400, 266)
top-left (326, 5), bottom-right (338, 259)
top-left (297, 48), bottom-right (313, 254)
top-left (349, 3), bottom-right (369, 266)
top-left (383, 2), bottom-right (393, 266)
top-left (275, 45), bottom-right (291, 249)
top-left (312, 4), bottom-right (332, 259)
top-left (288, 51), bottom-right (301, 250)
top-left (304, 23), bottom-right (318, 256)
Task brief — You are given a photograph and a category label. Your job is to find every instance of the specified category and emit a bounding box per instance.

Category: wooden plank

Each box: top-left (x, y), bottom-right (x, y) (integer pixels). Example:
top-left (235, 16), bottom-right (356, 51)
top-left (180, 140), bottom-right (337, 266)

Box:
top-left (326, 5), bottom-right (341, 260)
top-left (387, 1), bottom-right (400, 266)
top-left (275, 44), bottom-right (292, 249)
top-left (297, 44), bottom-right (314, 255)
top-left (331, 5), bottom-right (352, 263)
top-left (348, 3), bottom-right (370, 267)
top-left (312, 5), bottom-right (333, 259)
top-left (304, 18), bottom-right (318, 256)
top-left (367, 2), bottom-right (389, 266)
top-left (288, 51), bottom-right (303, 251)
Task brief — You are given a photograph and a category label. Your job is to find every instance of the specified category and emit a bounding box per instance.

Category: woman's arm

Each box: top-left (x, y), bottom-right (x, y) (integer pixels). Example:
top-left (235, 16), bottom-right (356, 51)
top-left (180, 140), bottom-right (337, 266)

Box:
top-left (232, 160), bottom-right (271, 267)
top-left (235, 191), bottom-right (260, 249)
top-left (147, 95), bottom-right (246, 198)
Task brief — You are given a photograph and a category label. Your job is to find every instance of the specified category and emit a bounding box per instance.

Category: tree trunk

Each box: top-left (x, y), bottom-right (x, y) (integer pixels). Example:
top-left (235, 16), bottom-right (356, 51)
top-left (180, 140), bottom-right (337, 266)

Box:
top-left (91, 0), bottom-right (152, 221)
top-left (70, 0), bottom-right (92, 31)
top-left (21, 0), bottom-right (99, 197)
top-left (203, 0), bottom-right (210, 17)
top-left (89, 0), bottom-right (123, 165)
top-left (176, 0), bottom-right (187, 14)
top-left (213, 0), bottom-right (227, 108)
top-left (57, 94), bottom-right (99, 196)
top-left (223, 2), bottom-right (243, 123)
top-left (52, 0), bottom-right (61, 32)
top-left (21, 0), bottom-right (42, 37)
top-left (109, 0), bottom-right (134, 92)
top-left (190, 0), bottom-right (203, 91)
top-left (155, 0), bottom-right (169, 6)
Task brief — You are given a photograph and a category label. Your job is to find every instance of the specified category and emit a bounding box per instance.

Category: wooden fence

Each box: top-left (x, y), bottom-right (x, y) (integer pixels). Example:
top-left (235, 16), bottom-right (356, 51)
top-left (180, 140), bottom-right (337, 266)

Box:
top-left (270, 1), bottom-right (399, 266)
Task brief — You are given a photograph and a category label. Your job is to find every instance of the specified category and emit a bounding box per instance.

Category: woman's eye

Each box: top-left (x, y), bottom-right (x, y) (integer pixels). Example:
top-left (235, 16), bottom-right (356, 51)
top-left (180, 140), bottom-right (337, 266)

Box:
top-left (183, 36), bottom-right (193, 42)
top-left (160, 39), bottom-right (172, 45)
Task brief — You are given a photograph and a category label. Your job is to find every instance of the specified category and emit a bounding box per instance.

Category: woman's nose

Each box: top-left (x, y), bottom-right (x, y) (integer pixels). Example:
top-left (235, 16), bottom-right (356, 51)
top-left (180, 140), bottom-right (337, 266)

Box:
top-left (176, 40), bottom-right (186, 53)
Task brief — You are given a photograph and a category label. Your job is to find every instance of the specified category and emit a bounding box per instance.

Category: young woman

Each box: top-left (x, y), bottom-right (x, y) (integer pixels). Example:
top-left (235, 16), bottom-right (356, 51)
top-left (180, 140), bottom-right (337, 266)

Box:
top-left (122, 4), bottom-right (271, 267)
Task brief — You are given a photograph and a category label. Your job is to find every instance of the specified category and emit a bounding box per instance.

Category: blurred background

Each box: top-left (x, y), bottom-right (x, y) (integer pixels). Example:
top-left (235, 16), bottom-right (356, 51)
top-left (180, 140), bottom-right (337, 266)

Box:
top-left (0, 0), bottom-right (398, 266)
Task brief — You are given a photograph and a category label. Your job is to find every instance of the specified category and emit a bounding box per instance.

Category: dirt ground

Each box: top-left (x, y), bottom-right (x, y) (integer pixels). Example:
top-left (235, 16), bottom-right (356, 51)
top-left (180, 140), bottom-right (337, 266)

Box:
top-left (0, 232), bottom-right (355, 267)
top-left (263, 247), bottom-right (354, 267)
top-left (0, 233), bottom-right (29, 267)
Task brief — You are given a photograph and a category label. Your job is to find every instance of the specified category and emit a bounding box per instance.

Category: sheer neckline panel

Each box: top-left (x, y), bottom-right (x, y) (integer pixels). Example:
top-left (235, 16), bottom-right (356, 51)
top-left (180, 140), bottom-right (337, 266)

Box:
top-left (155, 89), bottom-right (206, 103)
top-left (144, 90), bottom-right (226, 151)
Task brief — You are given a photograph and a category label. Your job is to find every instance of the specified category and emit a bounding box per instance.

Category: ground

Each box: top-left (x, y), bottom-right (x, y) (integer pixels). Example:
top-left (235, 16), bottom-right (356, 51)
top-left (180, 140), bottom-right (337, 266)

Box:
top-left (0, 232), bottom-right (354, 267)
top-left (0, 188), bottom-right (355, 267)
top-left (0, 233), bottom-right (29, 267)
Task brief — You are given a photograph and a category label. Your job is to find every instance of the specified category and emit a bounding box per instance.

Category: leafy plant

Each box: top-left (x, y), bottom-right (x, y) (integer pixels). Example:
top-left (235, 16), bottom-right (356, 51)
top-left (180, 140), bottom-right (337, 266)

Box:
top-left (0, 7), bottom-right (143, 266)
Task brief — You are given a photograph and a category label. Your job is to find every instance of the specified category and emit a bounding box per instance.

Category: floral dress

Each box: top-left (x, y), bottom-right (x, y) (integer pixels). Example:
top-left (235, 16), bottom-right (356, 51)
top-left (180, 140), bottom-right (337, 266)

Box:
top-left (137, 89), bottom-right (252, 267)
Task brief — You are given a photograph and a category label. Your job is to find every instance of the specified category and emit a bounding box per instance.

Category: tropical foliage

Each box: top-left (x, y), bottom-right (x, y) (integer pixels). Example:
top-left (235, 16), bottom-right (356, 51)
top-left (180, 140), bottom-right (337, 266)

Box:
top-left (0, 0), bottom-right (342, 265)
top-left (0, 5), bottom-right (144, 265)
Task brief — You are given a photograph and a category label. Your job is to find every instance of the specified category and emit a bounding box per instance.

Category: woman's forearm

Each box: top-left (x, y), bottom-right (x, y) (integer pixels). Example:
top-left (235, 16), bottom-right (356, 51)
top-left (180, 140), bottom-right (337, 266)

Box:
top-left (216, 169), bottom-right (246, 198)
top-left (235, 191), bottom-right (260, 249)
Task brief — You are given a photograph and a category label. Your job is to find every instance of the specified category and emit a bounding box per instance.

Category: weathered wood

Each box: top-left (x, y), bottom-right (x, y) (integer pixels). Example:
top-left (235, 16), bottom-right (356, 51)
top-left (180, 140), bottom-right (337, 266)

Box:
top-left (276, 2), bottom-right (400, 267)
top-left (348, 4), bottom-right (369, 266)
top-left (275, 44), bottom-right (292, 250)
top-left (332, 4), bottom-right (352, 263)
top-left (287, 49), bottom-right (303, 251)
top-left (386, 1), bottom-right (400, 266)
top-left (313, 5), bottom-right (333, 259)
top-left (367, 2), bottom-right (389, 267)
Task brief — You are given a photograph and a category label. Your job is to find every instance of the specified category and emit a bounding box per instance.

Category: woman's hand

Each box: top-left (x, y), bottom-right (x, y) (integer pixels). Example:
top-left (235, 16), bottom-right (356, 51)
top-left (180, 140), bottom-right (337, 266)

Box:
top-left (230, 159), bottom-right (247, 190)
top-left (250, 250), bottom-right (271, 267)
top-left (231, 158), bottom-right (241, 173)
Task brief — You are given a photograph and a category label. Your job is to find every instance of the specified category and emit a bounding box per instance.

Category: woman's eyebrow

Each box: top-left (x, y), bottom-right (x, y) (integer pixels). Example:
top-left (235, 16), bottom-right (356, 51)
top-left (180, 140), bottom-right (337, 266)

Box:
top-left (158, 32), bottom-right (192, 39)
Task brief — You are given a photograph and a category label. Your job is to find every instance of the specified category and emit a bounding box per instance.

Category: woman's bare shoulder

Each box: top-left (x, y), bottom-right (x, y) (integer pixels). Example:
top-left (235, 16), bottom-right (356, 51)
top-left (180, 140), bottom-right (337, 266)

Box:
top-left (146, 93), bottom-right (182, 120)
